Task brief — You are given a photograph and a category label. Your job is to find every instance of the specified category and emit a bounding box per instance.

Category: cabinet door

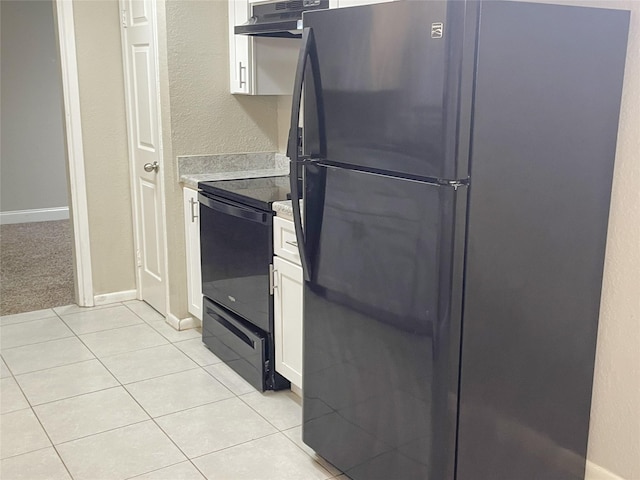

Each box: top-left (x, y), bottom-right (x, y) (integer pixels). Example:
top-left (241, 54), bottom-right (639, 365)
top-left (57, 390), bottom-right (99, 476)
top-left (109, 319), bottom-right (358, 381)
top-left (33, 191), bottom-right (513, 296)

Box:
top-left (183, 188), bottom-right (202, 320)
top-left (228, 0), bottom-right (251, 94)
top-left (273, 256), bottom-right (303, 389)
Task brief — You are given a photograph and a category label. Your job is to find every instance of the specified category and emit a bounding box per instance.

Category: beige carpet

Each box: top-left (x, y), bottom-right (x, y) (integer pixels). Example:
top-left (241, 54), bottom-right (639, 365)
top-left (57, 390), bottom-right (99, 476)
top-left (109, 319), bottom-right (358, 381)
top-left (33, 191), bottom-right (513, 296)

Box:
top-left (0, 220), bottom-right (75, 315)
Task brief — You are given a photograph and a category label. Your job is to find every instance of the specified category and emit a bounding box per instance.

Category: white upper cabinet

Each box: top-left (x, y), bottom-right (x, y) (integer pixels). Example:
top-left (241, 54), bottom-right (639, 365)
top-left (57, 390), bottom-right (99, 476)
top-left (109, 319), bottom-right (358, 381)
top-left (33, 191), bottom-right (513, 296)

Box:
top-left (228, 0), bottom-right (300, 95)
top-left (228, 0), bottom-right (251, 94)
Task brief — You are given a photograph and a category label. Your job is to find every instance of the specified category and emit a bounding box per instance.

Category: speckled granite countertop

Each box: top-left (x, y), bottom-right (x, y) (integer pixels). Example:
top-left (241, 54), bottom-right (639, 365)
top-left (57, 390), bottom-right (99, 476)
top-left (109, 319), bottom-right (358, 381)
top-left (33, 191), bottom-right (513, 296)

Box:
top-left (272, 200), bottom-right (293, 220)
top-left (179, 152), bottom-right (289, 189)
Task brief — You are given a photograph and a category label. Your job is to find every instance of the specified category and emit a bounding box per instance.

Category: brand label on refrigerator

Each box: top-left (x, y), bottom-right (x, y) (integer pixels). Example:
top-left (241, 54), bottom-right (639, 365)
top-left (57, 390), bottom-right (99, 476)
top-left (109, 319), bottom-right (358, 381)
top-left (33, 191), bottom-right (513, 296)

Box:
top-left (431, 22), bottom-right (444, 38)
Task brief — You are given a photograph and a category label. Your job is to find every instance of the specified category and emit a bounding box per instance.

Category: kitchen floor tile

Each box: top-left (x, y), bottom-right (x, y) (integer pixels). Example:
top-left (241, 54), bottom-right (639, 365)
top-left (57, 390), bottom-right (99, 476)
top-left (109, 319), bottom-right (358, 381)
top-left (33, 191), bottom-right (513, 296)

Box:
top-left (240, 390), bottom-right (302, 431)
top-left (282, 426), bottom-right (342, 477)
top-left (53, 303), bottom-right (114, 316)
top-left (126, 369), bottom-right (233, 418)
top-left (101, 344), bottom-right (198, 384)
top-left (129, 461), bottom-right (206, 480)
top-left (0, 317), bottom-right (73, 350)
top-left (80, 324), bottom-right (168, 358)
top-left (15, 359), bottom-right (119, 406)
top-left (1, 336), bottom-right (94, 375)
top-left (0, 377), bottom-right (29, 414)
top-left (155, 397), bottom-right (277, 458)
top-left (124, 300), bottom-right (165, 324)
top-left (173, 338), bottom-right (222, 367)
top-left (0, 357), bottom-right (10, 378)
top-left (34, 387), bottom-right (149, 444)
top-left (150, 321), bottom-right (201, 343)
top-left (0, 447), bottom-right (71, 480)
top-left (204, 362), bottom-right (255, 396)
top-left (193, 433), bottom-right (333, 480)
top-left (61, 305), bottom-right (143, 335)
top-left (0, 409), bottom-right (51, 459)
top-left (57, 421), bottom-right (186, 480)
top-left (0, 308), bottom-right (56, 326)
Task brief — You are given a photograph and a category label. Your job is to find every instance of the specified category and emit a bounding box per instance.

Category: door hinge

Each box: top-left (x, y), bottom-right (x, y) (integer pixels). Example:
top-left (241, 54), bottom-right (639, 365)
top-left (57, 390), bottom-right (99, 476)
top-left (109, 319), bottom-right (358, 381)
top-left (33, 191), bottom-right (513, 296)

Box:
top-left (269, 264), bottom-right (276, 295)
top-left (121, 9), bottom-right (127, 28)
top-left (136, 249), bottom-right (142, 267)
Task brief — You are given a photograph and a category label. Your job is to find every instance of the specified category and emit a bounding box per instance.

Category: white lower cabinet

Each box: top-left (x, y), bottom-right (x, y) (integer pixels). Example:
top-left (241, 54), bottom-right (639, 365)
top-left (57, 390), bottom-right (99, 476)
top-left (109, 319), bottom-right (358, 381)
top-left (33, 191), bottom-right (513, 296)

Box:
top-left (273, 222), bottom-right (303, 390)
top-left (183, 187), bottom-right (202, 321)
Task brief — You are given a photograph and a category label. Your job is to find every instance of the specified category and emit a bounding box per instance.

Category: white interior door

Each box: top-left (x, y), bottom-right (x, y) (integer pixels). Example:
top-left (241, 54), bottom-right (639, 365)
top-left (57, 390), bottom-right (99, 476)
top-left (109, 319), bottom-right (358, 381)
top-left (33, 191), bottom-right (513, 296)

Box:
top-left (120, 0), bottom-right (167, 314)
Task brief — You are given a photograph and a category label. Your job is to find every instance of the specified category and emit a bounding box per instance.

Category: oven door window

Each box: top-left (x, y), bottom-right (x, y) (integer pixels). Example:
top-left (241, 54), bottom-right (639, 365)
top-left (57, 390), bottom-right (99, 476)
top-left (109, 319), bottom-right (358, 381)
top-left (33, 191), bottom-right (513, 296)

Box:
top-left (199, 194), bottom-right (272, 333)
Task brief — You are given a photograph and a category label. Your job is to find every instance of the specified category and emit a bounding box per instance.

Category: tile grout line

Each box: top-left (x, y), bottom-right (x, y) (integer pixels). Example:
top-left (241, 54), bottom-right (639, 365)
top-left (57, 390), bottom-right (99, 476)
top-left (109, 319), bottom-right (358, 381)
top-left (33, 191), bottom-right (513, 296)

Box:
top-left (8, 356), bottom-right (98, 379)
top-left (122, 459), bottom-right (202, 480)
top-left (51, 418), bottom-right (151, 447)
top-left (187, 430), bottom-right (283, 462)
top-left (0, 333), bottom-right (76, 352)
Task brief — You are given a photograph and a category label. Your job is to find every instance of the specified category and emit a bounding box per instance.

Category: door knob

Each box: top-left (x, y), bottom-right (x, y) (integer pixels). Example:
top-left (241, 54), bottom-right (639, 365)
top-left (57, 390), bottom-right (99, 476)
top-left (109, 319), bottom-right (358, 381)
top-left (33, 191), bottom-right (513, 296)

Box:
top-left (143, 161), bottom-right (159, 173)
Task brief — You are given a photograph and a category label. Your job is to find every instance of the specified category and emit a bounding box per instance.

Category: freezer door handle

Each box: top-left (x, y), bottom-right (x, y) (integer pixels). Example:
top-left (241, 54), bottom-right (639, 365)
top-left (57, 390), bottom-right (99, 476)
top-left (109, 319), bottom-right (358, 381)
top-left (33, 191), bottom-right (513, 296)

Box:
top-left (288, 27), bottom-right (325, 282)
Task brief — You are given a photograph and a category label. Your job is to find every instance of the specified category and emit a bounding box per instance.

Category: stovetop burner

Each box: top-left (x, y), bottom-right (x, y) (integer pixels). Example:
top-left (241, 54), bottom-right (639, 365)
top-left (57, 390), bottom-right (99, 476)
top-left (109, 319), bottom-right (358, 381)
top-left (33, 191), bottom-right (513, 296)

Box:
top-left (199, 176), bottom-right (291, 211)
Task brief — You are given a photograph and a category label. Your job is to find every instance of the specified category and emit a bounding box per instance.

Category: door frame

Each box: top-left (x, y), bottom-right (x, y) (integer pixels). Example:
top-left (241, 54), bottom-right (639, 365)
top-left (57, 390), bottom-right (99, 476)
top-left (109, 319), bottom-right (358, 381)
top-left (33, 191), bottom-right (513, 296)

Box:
top-left (54, 0), bottom-right (94, 307)
top-left (118, 0), bottom-right (171, 312)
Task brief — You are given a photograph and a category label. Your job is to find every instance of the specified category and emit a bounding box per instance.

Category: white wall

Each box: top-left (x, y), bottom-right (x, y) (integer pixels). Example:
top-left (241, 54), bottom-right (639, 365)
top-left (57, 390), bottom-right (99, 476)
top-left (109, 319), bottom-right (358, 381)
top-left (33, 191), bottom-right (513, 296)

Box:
top-left (0, 0), bottom-right (68, 214)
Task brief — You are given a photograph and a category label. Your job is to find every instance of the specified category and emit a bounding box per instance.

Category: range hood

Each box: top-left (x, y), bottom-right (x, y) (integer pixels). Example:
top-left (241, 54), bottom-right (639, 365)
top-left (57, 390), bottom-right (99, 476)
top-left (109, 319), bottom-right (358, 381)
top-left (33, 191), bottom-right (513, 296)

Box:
top-left (235, 0), bottom-right (329, 39)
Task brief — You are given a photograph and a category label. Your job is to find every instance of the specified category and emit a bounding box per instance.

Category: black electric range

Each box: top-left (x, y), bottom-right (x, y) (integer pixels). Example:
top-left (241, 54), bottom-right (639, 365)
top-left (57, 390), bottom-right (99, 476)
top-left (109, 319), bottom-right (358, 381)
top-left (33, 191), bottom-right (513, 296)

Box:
top-left (199, 175), bottom-right (291, 211)
top-left (198, 175), bottom-right (291, 392)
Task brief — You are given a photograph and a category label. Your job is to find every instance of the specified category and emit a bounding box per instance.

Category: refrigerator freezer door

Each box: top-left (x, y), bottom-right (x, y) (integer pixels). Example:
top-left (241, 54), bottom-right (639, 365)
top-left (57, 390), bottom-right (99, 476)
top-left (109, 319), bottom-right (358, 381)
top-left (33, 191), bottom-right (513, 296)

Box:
top-left (302, 1), bottom-right (472, 181)
top-left (302, 164), bottom-right (466, 480)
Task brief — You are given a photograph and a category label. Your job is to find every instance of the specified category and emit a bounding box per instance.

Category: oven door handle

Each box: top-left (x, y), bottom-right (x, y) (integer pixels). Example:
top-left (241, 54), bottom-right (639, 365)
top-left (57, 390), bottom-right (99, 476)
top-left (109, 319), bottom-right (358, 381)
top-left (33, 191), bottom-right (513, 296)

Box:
top-left (198, 193), bottom-right (269, 224)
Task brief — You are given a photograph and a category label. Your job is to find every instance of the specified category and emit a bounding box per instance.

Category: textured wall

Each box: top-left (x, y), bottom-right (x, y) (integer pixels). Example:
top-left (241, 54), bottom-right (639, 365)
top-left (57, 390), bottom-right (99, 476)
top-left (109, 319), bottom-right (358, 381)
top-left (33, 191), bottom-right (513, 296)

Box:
top-left (0, 0), bottom-right (68, 212)
top-left (159, 0), bottom-right (279, 318)
top-left (72, 0), bottom-right (136, 296)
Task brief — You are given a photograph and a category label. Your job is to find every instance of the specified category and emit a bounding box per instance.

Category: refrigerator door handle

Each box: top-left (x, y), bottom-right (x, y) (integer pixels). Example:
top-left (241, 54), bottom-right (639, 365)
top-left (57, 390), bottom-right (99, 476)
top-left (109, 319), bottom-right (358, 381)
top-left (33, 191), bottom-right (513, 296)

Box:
top-left (287, 26), bottom-right (326, 282)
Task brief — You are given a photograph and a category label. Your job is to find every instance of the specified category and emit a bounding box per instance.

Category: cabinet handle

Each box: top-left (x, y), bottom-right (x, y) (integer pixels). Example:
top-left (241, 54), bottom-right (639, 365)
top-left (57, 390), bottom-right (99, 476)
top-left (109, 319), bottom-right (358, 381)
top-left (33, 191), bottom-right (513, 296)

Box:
top-left (189, 197), bottom-right (198, 223)
top-left (285, 240), bottom-right (298, 248)
top-left (270, 264), bottom-right (276, 294)
top-left (239, 61), bottom-right (246, 88)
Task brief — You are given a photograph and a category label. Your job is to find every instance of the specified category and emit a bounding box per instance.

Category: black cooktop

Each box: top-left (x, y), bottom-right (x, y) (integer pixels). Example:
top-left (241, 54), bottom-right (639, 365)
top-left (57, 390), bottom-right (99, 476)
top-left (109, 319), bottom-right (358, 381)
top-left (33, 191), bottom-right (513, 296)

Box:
top-left (199, 176), bottom-right (291, 211)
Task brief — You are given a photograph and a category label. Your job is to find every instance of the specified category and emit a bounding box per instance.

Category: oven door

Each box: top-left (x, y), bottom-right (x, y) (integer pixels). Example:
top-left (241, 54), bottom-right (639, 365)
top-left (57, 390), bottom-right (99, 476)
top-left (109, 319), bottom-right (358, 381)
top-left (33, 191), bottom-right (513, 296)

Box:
top-left (199, 192), bottom-right (273, 332)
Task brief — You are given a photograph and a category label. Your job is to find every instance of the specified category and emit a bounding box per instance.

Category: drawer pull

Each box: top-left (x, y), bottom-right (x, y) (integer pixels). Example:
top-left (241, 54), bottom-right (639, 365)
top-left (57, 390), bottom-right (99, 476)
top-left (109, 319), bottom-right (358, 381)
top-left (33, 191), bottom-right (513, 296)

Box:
top-left (285, 240), bottom-right (298, 248)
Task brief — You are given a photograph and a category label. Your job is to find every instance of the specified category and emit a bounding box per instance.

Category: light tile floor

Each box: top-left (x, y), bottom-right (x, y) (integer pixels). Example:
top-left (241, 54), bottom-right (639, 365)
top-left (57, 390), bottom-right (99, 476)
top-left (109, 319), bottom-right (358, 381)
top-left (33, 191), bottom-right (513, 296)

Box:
top-left (0, 301), bottom-right (348, 480)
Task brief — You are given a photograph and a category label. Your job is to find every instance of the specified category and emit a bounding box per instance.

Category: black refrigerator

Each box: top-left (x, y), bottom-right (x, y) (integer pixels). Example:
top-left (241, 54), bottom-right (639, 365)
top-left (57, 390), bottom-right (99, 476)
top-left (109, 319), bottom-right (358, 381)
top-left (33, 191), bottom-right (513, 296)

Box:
top-left (286, 1), bottom-right (629, 479)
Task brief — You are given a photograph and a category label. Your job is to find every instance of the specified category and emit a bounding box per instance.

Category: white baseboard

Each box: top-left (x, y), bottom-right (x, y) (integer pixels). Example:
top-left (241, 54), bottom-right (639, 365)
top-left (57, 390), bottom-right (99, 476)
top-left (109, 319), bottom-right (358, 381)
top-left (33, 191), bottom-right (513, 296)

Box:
top-left (93, 289), bottom-right (137, 306)
top-left (166, 313), bottom-right (200, 331)
top-left (0, 207), bottom-right (70, 225)
top-left (585, 461), bottom-right (625, 480)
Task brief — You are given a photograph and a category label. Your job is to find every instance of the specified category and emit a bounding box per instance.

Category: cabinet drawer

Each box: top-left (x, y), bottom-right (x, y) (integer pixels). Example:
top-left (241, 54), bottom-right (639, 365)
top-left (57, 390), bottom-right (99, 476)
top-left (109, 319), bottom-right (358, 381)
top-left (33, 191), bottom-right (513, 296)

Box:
top-left (274, 216), bottom-right (300, 265)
